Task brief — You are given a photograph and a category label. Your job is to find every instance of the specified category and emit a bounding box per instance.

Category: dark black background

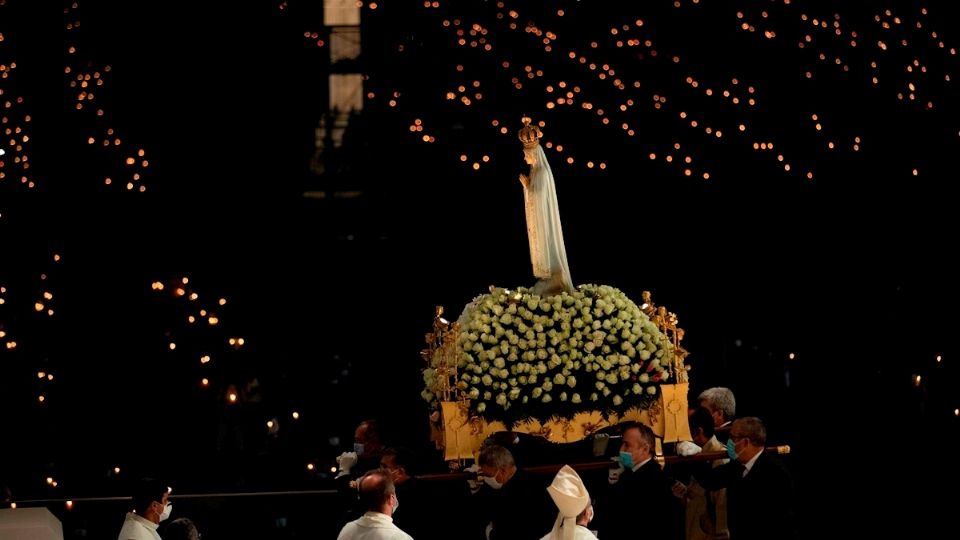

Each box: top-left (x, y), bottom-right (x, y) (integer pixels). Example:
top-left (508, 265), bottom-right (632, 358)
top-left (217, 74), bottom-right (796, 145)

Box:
top-left (2, 0), bottom-right (958, 535)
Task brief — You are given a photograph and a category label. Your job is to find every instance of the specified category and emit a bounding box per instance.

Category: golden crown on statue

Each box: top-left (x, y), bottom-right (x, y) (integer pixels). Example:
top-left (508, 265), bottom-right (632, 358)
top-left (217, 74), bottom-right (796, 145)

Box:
top-left (518, 117), bottom-right (542, 149)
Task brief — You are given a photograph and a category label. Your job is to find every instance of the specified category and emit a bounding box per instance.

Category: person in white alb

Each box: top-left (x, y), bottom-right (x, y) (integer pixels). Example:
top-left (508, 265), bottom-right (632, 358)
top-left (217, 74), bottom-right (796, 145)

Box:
top-left (117, 478), bottom-right (172, 540)
top-left (337, 468), bottom-right (413, 540)
top-left (540, 465), bottom-right (596, 540)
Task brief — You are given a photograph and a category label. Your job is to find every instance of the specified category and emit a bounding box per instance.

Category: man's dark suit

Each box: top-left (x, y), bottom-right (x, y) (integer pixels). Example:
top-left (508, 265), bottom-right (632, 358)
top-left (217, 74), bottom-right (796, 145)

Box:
top-left (600, 459), bottom-right (678, 540)
top-left (701, 451), bottom-right (799, 540)
top-left (477, 468), bottom-right (554, 540)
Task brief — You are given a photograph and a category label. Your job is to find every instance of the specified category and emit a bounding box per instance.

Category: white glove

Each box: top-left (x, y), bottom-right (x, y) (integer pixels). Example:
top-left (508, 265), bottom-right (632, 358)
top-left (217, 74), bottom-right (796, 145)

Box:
top-left (465, 463), bottom-right (482, 494)
top-left (336, 451), bottom-right (358, 476)
top-left (676, 441), bottom-right (702, 456)
top-left (608, 457), bottom-right (624, 485)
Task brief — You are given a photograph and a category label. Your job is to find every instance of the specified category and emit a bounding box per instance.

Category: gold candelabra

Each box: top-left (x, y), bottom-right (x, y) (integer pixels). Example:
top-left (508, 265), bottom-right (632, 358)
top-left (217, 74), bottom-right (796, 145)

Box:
top-left (421, 306), bottom-right (463, 402)
top-left (641, 291), bottom-right (690, 383)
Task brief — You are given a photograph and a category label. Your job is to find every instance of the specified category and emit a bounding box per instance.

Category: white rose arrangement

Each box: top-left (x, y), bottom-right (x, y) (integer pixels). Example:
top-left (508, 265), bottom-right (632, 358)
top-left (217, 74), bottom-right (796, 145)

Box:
top-left (422, 284), bottom-right (674, 424)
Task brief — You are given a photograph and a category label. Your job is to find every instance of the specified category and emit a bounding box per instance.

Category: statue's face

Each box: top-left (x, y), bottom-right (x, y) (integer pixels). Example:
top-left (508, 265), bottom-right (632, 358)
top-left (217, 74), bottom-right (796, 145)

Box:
top-left (523, 149), bottom-right (537, 166)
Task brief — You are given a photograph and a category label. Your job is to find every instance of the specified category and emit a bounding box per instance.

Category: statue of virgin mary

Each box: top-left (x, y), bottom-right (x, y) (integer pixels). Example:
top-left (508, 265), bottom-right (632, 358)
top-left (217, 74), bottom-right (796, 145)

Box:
top-left (518, 118), bottom-right (574, 296)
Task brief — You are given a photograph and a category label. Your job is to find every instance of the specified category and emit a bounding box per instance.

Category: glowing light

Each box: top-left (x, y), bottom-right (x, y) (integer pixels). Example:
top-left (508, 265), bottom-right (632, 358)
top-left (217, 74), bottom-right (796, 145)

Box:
top-left (114, 467), bottom-right (121, 474)
top-left (228, 392), bottom-right (238, 403)
top-left (292, 411), bottom-right (300, 420)
top-left (201, 378), bottom-right (209, 387)
top-left (936, 355), bottom-right (942, 363)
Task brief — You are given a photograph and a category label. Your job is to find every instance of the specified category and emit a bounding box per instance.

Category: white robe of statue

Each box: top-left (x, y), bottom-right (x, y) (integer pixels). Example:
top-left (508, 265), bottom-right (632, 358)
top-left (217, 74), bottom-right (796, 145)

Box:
top-left (520, 144), bottom-right (574, 296)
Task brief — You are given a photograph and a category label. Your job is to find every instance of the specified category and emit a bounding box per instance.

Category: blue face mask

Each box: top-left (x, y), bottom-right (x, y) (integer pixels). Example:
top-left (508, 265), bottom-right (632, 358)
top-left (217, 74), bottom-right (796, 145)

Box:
top-left (619, 451), bottom-right (634, 469)
top-left (726, 438), bottom-right (739, 460)
top-left (354, 442), bottom-right (365, 455)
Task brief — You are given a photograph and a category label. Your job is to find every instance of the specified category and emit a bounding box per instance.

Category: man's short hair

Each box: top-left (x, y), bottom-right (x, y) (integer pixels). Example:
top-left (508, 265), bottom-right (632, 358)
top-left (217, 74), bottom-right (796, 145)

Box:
top-left (131, 477), bottom-right (167, 515)
top-left (688, 406), bottom-right (716, 438)
top-left (381, 446), bottom-right (417, 476)
top-left (621, 421), bottom-right (655, 453)
top-left (478, 444), bottom-right (515, 470)
top-left (698, 387), bottom-right (736, 420)
top-left (357, 469), bottom-right (395, 512)
top-left (732, 417), bottom-right (766, 446)
top-left (359, 418), bottom-right (379, 435)
top-left (164, 517), bottom-right (199, 540)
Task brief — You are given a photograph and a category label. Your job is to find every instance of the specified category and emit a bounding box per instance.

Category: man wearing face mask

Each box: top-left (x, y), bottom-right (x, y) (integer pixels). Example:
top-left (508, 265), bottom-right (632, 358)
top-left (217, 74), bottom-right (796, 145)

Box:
top-left (694, 417), bottom-right (799, 540)
top-left (337, 469), bottom-right (412, 540)
top-left (117, 478), bottom-right (172, 540)
top-left (336, 420), bottom-right (387, 526)
top-left (599, 422), bottom-right (677, 540)
top-left (475, 444), bottom-right (554, 540)
top-left (337, 420), bottom-right (385, 483)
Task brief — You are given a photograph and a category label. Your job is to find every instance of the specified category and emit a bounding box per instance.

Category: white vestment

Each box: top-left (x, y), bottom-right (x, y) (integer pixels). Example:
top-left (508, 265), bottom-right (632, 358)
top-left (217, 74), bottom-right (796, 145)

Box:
top-left (117, 513), bottom-right (161, 540)
top-left (539, 523), bottom-right (597, 540)
top-left (337, 512), bottom-right (414, 540)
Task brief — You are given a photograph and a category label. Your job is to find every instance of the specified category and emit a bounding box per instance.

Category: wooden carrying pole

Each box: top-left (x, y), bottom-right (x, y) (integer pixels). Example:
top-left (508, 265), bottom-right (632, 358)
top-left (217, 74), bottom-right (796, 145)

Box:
top-left (415, 445), bottom-right (791, 482)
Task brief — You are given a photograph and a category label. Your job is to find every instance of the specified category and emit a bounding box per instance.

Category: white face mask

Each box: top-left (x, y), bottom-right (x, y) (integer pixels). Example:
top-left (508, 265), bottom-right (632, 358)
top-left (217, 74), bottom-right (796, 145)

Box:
top-left (159, 502), bottom-right (172, 522)
top-left (483, 474), bottom-right (503, 490)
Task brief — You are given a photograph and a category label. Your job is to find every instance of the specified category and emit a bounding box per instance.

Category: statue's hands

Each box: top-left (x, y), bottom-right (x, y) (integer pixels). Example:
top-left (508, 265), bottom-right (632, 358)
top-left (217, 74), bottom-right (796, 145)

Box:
top-left (518, 174), bottom-right (530, 188)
